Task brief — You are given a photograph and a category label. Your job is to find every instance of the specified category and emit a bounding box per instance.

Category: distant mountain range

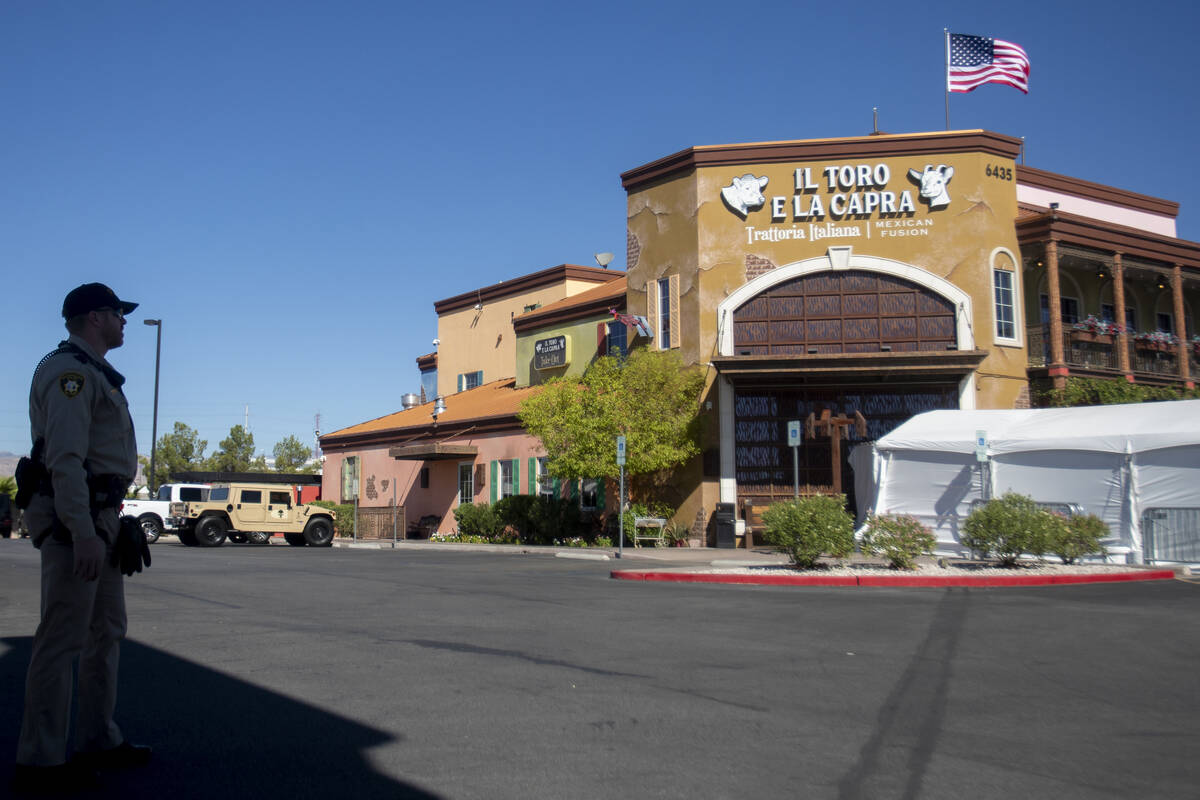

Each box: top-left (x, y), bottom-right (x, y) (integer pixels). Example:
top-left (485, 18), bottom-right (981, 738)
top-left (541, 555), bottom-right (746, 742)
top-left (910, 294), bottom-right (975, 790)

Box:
top-left (0, 452), bottom-right (20, 478)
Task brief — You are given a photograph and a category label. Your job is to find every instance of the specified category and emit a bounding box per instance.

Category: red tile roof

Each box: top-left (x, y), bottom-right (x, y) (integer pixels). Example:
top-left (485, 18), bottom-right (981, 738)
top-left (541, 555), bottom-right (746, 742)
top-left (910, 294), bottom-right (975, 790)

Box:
top-left (321, 378), bottom-right (542, 446)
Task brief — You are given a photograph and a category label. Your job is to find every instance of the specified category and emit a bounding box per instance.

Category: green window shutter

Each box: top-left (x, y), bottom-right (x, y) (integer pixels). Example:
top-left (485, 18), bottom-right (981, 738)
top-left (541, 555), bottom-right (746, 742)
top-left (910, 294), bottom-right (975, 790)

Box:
top-left (528, 458), bottom-right (537, 495)
top-left (511, 459), bottom-right (520, 495)
top-left (552, 477), bottom-right (560, 498)
top-left (569, 480), bottom-right (579, 501)
top-left (595, 478), bottom-right (605, 511)
top-left (490, 460), bottom-right (499, 504)
top-left (457, 373), bottom-right (465, 392)
top-left (475, 370), bottom-right (484, 386)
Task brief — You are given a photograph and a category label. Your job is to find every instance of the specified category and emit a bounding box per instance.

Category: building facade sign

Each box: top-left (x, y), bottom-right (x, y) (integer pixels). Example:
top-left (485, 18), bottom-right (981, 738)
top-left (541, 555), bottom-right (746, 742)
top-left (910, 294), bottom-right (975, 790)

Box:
top-left (533, 335), bottom-right (570, 370)
top-left (722, 159), bottom-right (975, 246)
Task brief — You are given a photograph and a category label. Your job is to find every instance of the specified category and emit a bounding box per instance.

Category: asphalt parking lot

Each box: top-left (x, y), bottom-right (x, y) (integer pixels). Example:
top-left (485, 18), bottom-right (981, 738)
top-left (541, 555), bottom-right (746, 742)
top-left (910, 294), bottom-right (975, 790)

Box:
top-left (2, 539), bottom-right (1198, 799)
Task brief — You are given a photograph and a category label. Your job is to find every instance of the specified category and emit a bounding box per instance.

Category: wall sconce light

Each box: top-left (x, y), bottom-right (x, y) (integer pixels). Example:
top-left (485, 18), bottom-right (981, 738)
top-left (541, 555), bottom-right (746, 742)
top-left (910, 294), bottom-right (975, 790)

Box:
top-left (1096, 268), bottom-right (1107, 280)
top-left (1156, 277), bottom-right (1168, 290)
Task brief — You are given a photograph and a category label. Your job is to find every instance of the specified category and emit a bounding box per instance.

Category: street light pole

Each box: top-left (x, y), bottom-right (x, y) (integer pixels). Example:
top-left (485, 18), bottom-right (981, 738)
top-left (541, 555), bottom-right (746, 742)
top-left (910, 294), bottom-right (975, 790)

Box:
top-left (143, 319), bottom-right (162, 495)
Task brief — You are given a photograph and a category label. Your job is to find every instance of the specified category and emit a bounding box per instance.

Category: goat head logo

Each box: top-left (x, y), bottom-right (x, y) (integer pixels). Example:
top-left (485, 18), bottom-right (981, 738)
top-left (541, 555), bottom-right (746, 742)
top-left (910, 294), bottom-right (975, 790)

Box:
top-left (907, 164), bottom-right (955, 209)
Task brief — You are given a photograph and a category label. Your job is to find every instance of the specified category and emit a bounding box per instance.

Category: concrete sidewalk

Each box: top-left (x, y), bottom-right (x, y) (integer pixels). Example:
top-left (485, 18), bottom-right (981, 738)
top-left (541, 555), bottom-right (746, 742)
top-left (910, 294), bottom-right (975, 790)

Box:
top-left (154, 535), bottom-right (1190, 586)
top-left (331, 536), bottom-right (792, 565)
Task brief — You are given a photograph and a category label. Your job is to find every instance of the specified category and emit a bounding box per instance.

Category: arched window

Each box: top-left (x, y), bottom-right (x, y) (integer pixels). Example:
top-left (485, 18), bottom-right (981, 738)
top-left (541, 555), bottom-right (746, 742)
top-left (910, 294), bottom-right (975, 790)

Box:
top-left (991, 247), bottom-right (1021, 345)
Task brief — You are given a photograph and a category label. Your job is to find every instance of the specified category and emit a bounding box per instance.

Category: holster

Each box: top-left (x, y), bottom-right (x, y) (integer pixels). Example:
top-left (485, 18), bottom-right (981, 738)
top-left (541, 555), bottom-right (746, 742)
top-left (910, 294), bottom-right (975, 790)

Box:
top-left (14, 439), bottom-right (48, 511)
top-left (33, 472), bottom-right (131, 550)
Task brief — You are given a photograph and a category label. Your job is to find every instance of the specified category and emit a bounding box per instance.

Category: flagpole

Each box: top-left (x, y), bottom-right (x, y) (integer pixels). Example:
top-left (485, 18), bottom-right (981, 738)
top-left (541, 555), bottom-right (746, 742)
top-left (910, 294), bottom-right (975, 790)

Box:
top-left (944, 29), bottom-right (951, 130)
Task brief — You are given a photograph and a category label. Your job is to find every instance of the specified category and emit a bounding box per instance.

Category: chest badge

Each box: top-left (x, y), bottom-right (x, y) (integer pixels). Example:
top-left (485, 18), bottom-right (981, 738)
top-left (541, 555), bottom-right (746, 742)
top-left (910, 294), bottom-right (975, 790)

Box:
top-left (59, 373), bottom-right (86, 398)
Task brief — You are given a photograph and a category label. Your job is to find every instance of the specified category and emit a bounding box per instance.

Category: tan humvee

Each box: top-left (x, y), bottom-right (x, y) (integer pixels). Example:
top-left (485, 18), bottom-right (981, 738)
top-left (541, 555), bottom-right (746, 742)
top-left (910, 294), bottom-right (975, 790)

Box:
top-left (168, 482), bottom-right (335, 548)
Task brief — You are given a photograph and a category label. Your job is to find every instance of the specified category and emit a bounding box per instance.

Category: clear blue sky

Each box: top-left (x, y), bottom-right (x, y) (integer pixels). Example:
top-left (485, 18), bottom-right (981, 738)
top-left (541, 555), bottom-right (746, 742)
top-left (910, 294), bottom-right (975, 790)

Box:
top-left (2, 0), bottom-right (1196, 463)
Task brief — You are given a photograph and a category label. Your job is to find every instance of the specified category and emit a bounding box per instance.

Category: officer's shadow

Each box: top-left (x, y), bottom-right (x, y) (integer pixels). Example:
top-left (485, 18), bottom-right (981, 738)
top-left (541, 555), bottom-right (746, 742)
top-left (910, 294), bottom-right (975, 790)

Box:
top-left (0, 637), bottom-right (442, 799)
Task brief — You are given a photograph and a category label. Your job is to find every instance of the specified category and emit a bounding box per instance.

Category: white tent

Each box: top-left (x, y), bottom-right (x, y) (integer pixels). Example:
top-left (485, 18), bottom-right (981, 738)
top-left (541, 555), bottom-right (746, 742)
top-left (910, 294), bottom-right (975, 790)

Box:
top-left (848, 399), bottom-right (1200, 564)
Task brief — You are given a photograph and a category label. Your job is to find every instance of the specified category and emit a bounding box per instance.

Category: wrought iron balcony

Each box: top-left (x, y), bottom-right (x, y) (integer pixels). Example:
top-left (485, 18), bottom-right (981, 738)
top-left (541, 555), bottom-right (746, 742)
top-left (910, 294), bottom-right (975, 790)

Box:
top-left (1026, 325), bottom-right (1198, 381)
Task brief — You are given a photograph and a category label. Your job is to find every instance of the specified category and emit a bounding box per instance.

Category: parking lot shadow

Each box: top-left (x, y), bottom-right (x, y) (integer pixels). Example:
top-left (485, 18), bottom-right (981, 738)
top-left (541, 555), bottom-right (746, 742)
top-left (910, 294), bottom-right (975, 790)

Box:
top-left (1, 636), bottom-right (442, 799)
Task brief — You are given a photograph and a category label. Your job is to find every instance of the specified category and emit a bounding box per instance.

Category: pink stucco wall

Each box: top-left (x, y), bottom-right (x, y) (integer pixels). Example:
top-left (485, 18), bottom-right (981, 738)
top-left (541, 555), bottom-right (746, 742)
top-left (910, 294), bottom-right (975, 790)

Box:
top-left (1016, 184), bottom-right (1176, 237)
top-left (321, 429), bottom-right (547, 534)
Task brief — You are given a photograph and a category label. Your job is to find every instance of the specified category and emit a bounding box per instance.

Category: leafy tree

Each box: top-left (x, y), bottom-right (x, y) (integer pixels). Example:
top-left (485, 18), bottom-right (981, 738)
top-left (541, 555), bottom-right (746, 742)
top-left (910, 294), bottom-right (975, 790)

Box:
top-left (139, 421), bottom-right (208, 489)
top-left (0, 475), bottom-right (16, 500)
top-left (273, 435), bottom-right (317, 473)
top-left (519, 349), bottom-right (705, 503)
top-left (206, 425), bottom-right (266, 472)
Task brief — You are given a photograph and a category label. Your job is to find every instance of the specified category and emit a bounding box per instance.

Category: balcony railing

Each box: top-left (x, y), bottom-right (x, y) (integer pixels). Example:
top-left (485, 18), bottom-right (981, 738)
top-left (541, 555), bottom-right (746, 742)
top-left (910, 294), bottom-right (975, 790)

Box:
top-left (1026, 325), bottom-right (1198, 380)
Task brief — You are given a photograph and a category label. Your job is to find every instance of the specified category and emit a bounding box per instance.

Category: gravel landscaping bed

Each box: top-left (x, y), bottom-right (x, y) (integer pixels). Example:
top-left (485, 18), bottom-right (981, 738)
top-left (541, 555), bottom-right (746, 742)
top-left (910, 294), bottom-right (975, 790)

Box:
top-left (693, 560), bottom-right (1171, 577)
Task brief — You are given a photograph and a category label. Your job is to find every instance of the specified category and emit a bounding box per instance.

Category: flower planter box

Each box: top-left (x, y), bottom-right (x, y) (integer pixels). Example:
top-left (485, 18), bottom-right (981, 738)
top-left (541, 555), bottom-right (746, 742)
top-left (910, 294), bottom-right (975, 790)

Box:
top-left (1071, 331), bottom-right (1113, 345)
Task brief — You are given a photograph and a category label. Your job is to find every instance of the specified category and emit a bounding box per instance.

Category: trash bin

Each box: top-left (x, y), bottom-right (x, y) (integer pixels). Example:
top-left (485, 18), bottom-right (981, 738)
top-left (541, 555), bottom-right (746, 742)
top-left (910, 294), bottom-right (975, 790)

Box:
top-left (715, 502), bottom-right (736, 549)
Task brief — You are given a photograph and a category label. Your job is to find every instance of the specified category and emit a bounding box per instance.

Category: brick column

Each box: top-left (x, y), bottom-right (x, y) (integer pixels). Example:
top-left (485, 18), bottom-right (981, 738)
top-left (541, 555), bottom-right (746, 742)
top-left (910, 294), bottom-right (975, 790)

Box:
top-left (1112, 253), bottom-right (1133, 381)
top-left (1045, 240), bottom-right (1067, 390)
top-left (1173, 264), bottom-right (1193, 388)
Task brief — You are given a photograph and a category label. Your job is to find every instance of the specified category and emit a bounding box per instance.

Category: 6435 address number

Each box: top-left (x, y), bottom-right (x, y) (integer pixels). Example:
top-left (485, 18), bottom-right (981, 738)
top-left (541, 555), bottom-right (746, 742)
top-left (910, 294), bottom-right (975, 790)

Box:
top-left (986, 164), bottom-right (1013, 181)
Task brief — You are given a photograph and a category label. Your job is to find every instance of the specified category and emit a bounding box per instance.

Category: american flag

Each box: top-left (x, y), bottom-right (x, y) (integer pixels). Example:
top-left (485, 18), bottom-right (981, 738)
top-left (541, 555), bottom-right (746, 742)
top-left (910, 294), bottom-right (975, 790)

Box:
top-left (947, 34), bottom-right (1030, 94)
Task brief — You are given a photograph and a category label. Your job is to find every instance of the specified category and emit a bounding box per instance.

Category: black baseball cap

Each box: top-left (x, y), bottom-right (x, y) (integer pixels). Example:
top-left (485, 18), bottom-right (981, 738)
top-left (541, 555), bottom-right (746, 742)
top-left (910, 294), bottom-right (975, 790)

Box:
top-left (62, 283), bottom-right (139, 319)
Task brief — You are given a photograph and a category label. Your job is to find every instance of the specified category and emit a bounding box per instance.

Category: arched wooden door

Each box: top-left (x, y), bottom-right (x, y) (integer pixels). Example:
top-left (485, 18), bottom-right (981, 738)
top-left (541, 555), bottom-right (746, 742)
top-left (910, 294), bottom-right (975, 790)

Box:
top-left (731, 270), bottom-right (957, 355)
top-left (730, 270), bottom-right (962, 511)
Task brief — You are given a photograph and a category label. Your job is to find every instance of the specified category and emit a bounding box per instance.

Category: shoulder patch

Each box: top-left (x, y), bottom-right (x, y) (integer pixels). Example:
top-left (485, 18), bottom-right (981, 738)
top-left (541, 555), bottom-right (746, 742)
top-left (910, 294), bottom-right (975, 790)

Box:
top-left (59, 372), bottom-right (86, 398)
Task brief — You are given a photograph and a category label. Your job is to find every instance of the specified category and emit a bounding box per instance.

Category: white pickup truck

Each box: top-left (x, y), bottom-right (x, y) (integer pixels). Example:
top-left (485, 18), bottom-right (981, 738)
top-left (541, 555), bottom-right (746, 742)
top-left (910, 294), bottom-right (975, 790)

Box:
top-left (121, 483), bottom-right (210, 543)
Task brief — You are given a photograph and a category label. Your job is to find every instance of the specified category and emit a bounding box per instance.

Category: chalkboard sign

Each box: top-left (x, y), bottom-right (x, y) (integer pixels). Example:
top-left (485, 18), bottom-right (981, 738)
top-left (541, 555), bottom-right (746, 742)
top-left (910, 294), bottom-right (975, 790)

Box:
top-left (534, 335), bottom-right (569, 370)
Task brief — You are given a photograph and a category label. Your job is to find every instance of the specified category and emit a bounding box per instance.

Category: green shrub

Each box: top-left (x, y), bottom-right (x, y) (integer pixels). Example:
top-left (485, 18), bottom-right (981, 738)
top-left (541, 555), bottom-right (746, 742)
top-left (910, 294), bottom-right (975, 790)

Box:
top-left (309, 501), bottom-right (354, 538)
top-left (453, 502), bottom-right (502, 538)
top-left (531, 496), bottom-right (589, 544)
top-left (961, 493), bottom-right (1055, 566)
top-left (859, 514), bottom-right (936, 570)
top-left (495, 495), bottom-right (537, 540)
top-left (761, 495), bottom-right (854, 569)
top-left (1038, 376), bottom-right (1200, 407)
top-left (1049, 513), bottom-right (1109, 564)
top-left (495, 495), bottom-right (589, 545)
top-left (663, 520), bottom-right (691, 546)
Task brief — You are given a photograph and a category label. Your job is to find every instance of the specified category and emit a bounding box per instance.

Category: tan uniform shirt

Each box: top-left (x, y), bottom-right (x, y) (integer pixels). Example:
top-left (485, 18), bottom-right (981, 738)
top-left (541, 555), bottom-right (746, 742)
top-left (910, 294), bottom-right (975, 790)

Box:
top-left (27, 334), bottom-right (138, 544)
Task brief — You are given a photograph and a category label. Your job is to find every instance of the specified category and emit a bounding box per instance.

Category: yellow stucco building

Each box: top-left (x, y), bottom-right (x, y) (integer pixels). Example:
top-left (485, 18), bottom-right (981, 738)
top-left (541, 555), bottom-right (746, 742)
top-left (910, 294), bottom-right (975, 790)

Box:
top-left (621, 129), bottom-right (1198, 542)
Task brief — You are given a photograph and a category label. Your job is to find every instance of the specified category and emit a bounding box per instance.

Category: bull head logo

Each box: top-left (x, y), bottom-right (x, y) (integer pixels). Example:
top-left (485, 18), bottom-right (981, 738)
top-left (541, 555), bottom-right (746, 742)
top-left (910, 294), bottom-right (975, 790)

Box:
top-left (721, 174), bottom-right (769, 218)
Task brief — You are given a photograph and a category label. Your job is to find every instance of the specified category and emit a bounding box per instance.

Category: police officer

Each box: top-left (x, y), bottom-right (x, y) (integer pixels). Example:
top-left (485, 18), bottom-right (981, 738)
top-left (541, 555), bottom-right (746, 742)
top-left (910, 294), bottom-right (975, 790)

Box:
top-left (13, 283), bottom-right (152, 794)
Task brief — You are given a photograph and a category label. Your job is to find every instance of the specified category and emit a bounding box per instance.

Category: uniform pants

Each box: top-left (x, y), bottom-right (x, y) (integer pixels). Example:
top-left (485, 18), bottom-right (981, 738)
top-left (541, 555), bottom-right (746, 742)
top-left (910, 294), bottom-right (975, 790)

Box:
top-left (16, 537), bottom-right (127, 766)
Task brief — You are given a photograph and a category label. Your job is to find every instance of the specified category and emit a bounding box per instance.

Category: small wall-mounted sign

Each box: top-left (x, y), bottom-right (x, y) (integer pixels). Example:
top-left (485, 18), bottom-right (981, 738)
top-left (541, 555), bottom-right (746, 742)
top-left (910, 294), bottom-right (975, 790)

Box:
top-left (534, 335), bottom-right (570, 370)
top-left (787, 420), bottom-right (802, 447)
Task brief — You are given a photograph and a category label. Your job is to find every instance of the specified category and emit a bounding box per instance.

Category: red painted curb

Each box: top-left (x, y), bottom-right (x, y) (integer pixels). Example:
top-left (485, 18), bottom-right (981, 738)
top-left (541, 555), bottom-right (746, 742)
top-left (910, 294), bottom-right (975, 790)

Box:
top-left (610, 569), bottom-right (1177, 588)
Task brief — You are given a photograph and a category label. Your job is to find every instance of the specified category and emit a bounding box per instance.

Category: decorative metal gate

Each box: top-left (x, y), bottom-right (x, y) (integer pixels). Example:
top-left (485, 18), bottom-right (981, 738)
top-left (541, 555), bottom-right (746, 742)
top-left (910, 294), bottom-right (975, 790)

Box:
top-left (1142, 508), bottom-right (1200, 563)
top-left (734, 386), bottom-right (959, 513)
top-left (354, 505), bottom-right (406, 540)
